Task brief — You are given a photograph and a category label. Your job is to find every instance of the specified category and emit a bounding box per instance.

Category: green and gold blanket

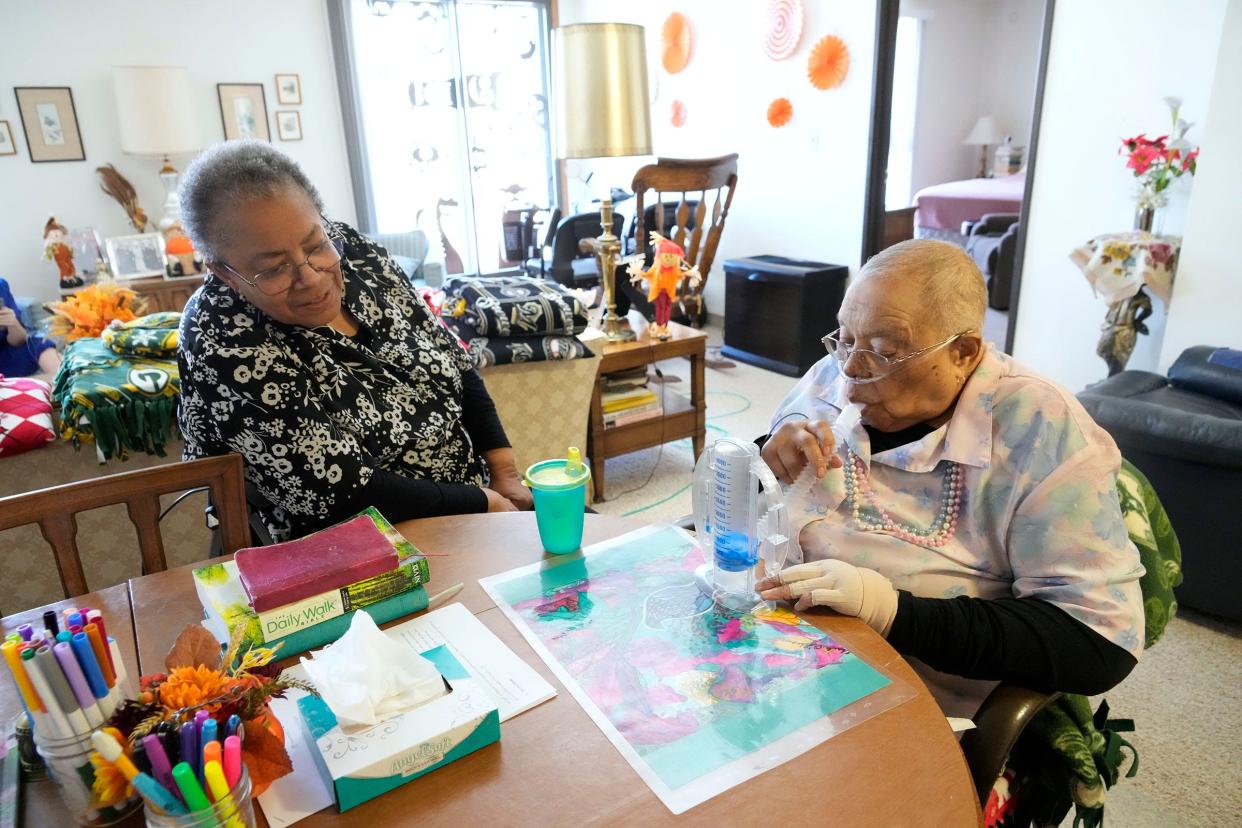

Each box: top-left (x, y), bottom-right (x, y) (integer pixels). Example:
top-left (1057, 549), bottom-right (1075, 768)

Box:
top-left (51, 336), bottom-right (180, 461)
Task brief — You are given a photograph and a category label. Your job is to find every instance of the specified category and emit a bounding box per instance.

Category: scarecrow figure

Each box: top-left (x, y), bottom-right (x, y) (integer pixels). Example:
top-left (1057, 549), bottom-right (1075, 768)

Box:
top-left (629, 231), bottom-right (700, 340)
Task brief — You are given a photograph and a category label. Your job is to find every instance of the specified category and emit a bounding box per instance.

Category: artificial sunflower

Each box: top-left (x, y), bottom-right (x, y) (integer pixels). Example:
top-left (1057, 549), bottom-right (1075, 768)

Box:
top-left (90, 751), bottom-right (134, 807)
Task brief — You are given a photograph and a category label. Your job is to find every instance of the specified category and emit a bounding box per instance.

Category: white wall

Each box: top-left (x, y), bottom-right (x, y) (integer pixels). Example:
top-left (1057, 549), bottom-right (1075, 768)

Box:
top-left (1158, 0), bottom-right (1242, 366)
top-left (902, 0), bottom-right (1043, 196)
top-left (1011, 0), bottom-right (1227, 392)
top-left (556, 0), bottom-right (878, 316)
top-left (0, 0), bottom-right (356, 302)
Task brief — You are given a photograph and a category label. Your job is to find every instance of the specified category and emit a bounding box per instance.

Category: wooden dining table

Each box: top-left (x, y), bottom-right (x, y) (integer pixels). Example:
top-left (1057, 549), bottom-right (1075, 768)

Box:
top-left (4, 513), bottom-right (981, 826)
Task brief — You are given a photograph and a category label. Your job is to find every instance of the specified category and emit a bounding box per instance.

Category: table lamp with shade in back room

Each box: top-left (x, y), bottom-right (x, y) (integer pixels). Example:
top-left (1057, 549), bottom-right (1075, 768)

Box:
top-left (112, 65), bottom-right (201, 233)
top-left (553, 22), bottom-right (653, 343)
top-left (963, 114), bottom-right (1006, 179)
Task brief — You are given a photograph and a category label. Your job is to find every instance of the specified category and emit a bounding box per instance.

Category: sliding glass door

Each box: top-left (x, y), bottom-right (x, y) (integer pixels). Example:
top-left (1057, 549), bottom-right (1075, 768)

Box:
top-left (347, 0), bottom-right (554, 275)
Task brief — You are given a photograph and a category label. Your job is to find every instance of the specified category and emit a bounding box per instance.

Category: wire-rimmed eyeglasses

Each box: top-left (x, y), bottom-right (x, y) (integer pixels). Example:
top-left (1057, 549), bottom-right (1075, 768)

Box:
top-left (218, 236), bottom-right (344, 296)
top-left (821, 328), bottom-right (973, 384)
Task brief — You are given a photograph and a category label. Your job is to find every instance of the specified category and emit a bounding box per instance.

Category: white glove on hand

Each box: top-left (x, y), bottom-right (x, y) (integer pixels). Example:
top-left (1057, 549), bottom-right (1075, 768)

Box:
top-left (756, 559), bottom-right (899, 637)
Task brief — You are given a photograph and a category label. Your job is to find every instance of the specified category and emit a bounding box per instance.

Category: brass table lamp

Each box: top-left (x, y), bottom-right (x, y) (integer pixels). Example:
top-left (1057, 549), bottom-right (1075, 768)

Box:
top-left (553, 22), bottom-right (653, 342)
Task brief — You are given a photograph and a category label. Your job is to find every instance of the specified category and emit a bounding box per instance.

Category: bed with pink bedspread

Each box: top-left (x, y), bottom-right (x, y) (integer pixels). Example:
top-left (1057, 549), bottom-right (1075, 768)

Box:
top-left (913, 173), bottom-right (1025, 245)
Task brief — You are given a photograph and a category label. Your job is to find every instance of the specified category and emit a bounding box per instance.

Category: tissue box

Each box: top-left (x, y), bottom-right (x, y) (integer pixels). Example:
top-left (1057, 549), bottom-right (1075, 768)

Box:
top-left (297, 645), bottom-right (500, 812)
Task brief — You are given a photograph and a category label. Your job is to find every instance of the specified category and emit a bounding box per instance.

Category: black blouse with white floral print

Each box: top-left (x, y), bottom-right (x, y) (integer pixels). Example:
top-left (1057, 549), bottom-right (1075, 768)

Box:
top-left (177, 221), bottom-right (497, 541)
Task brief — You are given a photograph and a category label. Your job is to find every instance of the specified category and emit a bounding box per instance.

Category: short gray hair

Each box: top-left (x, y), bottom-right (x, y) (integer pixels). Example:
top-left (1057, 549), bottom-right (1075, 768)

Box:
top-left (855, 239), bottom-right (987, 337)
top-left (178, 140), bottom-right (324, 260)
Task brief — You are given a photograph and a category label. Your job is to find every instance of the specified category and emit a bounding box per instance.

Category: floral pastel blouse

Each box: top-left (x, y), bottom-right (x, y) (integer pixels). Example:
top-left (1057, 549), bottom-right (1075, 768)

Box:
top-left (774, 347), bottom-right (1146, 718)
top-left (177, 222), bottom-right (486, 541)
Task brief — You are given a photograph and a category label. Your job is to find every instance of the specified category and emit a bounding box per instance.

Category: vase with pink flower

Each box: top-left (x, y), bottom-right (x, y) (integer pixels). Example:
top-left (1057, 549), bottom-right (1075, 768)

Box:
top-left (1121, 97), bottom-right (1199, 233)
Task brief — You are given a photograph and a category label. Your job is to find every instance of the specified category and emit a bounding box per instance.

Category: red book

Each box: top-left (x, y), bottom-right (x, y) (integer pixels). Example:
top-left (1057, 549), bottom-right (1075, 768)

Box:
top-left (235, 515), bottom-right (400, 612)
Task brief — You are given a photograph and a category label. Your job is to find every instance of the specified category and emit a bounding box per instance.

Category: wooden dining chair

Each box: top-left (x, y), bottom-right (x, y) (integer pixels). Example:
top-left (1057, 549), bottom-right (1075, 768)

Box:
top-left (0, 454), bottom-right (249, 599)
top-left (630, 153), bottom-right (739, 326)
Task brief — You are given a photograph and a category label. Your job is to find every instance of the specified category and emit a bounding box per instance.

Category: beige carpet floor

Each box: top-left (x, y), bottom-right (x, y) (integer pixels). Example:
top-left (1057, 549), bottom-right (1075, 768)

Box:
top-left (591, 324), bottom-right (1242, 827)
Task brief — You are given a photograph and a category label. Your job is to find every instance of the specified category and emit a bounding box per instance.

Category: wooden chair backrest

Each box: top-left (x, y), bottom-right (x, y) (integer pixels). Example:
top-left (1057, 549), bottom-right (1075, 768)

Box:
top-left (632, 154), bottom-right (739, 323)
top-left (0, 455), bottom-right (249, 598)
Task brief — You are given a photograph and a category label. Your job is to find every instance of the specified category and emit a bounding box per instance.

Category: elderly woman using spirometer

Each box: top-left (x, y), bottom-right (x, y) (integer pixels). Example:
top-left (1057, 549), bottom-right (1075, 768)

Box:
top-left (176, 141), bottom-right (529, 543)
top-left (756, 241), bottom-right (1145, 718)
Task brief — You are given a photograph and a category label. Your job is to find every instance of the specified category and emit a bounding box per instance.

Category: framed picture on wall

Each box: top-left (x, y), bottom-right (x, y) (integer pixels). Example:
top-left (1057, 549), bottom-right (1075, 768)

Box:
top-left (0, 120), bottom-right (15, 156)
top-left (216, 83), bottom-right (270, 141)
top-left (105, 232), bottom-right (166, 280)
top-left (275, 111), bottom-right (303, 142)
top-left (275, 73), bottom-right (302, 105)
top-left (13, 87), bottom-right (85, 162)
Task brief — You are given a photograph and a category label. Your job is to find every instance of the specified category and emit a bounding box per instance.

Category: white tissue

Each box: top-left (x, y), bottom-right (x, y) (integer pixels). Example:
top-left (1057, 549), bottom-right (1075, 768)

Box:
top-left (300, 611), bottom-right (445, 730)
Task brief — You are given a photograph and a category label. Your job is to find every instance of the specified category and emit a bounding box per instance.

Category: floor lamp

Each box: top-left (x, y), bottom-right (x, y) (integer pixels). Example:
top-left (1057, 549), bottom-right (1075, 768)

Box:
top-left (553, 23), bottom-right (652, 343)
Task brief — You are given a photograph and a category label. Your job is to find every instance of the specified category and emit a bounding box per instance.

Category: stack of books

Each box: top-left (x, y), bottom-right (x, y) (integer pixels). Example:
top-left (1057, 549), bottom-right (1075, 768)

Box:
top-left (193, 508), bottom-right (430, 658)
top-left (602, 368), bottom-right (662, 428)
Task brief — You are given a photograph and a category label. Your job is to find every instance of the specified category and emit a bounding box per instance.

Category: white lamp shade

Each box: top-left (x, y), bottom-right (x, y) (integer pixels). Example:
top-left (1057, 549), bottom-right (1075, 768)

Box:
top-left (553, 23), bottom-right (653, 159)
top-left (112, 65), bottom-right (200, 157)
top-left (963, 115), bottom-right (1005, 146)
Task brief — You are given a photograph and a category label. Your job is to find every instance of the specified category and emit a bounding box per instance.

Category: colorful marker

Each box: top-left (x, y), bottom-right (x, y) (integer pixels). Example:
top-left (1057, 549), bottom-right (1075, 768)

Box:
top-left (70, 632), bottom-right (109, 699)
top-left (52, 641), bottom-right (102, 728)
top-left (92, 732), bottom-right (187, 816)
top-left (42, 610), bottom-right (60, 636)
top-left (18, 648), bottom-right (70, 737)
top-left (33, 645), bottom-right (90, 734)
top-left (85, 611), bottom-right (116, 676)
top-left (222, 735), bottom-right (242, 788)
top-left (172, 762), bottom-right (212, 813)
top-left (83, 623), bottom-right (115, 688)
top-left (180, 721), bottom-right (199, 780)
top-left (143, 734), bottom-right (178, 799)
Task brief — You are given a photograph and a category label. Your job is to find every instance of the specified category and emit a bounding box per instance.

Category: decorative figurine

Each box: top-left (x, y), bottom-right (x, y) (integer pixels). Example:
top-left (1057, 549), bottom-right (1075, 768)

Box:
top-left (163, 223), bottom-right (204, 277)
top-left (43, 216), bottom-right (83, 289)
top-left (628, 231), bottom-right (700, 340)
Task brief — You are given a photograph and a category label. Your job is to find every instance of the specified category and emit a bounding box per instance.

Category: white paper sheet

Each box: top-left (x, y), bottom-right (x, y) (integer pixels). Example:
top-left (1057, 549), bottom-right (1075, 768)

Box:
top-left (256, 602), bottom-right (556, 826)
top-left (256, 690), bottom-right (334, 827)
top-left (385, 601), bottom-right (557, 722)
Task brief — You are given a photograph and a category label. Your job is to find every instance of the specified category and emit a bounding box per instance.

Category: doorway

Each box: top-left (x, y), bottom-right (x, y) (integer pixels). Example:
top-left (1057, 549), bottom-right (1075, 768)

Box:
top-left (861, 0), bottom-right (1057, 353)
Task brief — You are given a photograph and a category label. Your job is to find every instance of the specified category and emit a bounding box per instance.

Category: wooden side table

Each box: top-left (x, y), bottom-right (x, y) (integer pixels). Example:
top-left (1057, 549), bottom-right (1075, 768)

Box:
top-left (587, 319), bottom-right (707, 501)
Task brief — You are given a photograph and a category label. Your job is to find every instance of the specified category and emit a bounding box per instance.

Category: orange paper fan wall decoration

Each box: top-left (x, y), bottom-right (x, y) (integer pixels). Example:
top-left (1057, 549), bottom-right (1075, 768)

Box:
top-left (767, 97), bottom-right (793, 127)
top-left (808, 35), bottom-right (849, 90)
top-left (662, 12), bottom-right (693, 74)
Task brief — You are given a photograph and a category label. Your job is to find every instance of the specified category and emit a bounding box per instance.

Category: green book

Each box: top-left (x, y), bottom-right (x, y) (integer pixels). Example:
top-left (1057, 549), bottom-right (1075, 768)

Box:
top-left (194, 507), bottom-right (430, 658)
top-left (255, 558), bottom-right (430, 643)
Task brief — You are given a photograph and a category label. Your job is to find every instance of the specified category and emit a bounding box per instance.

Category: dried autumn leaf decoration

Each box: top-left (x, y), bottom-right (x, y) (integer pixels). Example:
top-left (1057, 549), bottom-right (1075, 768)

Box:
top-left (165, 624), bottom-right (223, 671)
top-left (662, 12), bottom-right (693, 74)
top-left (767, 97), bottom-right (793, 127)
top-left (808, 35), bottom-right (849, 90)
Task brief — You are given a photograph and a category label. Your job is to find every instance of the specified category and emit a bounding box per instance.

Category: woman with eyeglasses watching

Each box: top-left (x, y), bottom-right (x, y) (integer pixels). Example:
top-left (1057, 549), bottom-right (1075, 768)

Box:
top-left (754, 240), bottom-right (1144, 721)
top-left (176, 141), bottom-right (527, 544)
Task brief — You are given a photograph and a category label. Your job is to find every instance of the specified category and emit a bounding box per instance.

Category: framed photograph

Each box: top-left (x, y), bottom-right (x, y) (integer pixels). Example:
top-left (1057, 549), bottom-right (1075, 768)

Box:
top-left (14, 87), bottom-right (85, 162)
top-left (275, 73), bottom-right (302, 105)
top-left (216, 83), bottom-right (270, 141)
top-left (105, 232), bottom-right (166, 279)
top-left (0, 121), bottom-right (15, 156)
top-left (66, 228), bottom-right (105, 275)
top-left (275, 110), bottom-right (303, 142)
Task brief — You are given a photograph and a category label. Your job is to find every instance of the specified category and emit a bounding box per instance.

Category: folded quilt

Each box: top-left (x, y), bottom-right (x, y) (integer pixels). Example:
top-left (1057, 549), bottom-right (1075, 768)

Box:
top-left (52, 337), bottom-right (180, 461)
top-left (442, 275), bottom-right (589, 338)
top-left (441, 316), bottom-right (593, 368)
top-left (101, 311), bottom-right (182, 358)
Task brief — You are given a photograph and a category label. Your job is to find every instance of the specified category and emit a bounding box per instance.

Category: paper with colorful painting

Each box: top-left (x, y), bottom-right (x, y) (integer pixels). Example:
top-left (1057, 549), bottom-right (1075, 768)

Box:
top-left (480, 524), bottom-right (911, 814)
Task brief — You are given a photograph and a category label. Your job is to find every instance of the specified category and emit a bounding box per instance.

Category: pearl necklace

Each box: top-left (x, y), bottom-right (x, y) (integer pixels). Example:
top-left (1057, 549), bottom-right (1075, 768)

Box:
top-left (842, 447), bottom-right (962, 548)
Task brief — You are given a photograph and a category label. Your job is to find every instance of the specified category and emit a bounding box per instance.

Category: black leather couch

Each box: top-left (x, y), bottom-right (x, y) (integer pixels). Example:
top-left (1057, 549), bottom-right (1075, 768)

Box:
top-left (963, 213), bottom-right (1020, 311)
top-left (1078, 346), bottom-right (1242, 621)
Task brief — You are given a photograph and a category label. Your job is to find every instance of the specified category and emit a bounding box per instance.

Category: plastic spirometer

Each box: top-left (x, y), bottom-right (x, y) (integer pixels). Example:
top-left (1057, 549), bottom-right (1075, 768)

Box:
top-left (691, 437), bottom-right (797, 609)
